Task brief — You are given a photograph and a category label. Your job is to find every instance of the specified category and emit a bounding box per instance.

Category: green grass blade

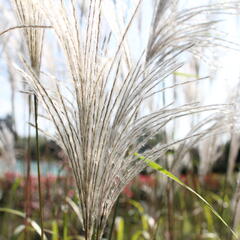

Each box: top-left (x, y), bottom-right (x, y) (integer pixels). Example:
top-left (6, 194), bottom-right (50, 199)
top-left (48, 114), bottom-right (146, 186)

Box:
top-left (133, 153), bottom-right (238, 239)
top-left (203, 205), bottom-right (214, 232)
top-left (66, 197), bottom-right (83, 226)
top-left (63, 212), bottom-right (68, 240)
top-left (52, 221), bottom-right (59, 240)
top-left (131, 230), bottom-right (143, 240)
top-left (0, 208), bottom-right (48, 240)
top-left (0, 208), bottom-right (25, 218)
top-left (116, 217), bottom-right (124, 240)
top-left (129, 200), bottom-right (144, 214)
top-left (129, 200), bottom-right (148, 231)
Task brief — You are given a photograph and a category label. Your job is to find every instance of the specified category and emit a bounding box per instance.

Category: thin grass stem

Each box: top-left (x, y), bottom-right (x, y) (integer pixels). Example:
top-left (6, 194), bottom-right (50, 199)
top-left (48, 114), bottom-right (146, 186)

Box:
top-left (24, 94), bottom-right (32, 240)
top-left (34, 94), bottom-right (44, 240)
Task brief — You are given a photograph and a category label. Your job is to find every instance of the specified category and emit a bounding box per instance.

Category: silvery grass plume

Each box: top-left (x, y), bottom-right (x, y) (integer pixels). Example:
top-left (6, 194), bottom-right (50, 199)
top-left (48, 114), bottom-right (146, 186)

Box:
top-left (14, 0), bottom-right (240, 239)
top-left (170, 107), bottom-right (236, 176)
top-left (226, 87), bottom-right (240, 182)
top-left (197, 87), bottom-right (240, 180)
top-left (11, 0), bottom-right (45, 75)
top-left (148, 104), bottom-right (237, 202)
top-left (10, 2), bottom-right (46, 239)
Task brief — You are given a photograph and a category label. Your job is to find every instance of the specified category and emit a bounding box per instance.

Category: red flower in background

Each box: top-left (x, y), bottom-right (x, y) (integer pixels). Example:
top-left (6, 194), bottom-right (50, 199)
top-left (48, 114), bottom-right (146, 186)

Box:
top-left (138, 175), bottom-right (156, 187)
top-left (123, 182), bottom-right (134, 198)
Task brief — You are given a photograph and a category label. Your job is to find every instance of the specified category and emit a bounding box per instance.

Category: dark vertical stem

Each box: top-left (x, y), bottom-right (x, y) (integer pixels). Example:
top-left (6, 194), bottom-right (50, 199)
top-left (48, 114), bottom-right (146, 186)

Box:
top-left (34, 95), bottom-right (44, 240)
top-left (219, 142), bottom-right (233, 238)
top-left (84, 218), bottom-right (89, 240)
top-left (166, 180), bottom-right (174, 240)
top-left (24, 94), bottom-right (32, 240)
top-left (108, 197), bottom-right (120, 240)
top-left (164, 155), bottom-right (174, 240)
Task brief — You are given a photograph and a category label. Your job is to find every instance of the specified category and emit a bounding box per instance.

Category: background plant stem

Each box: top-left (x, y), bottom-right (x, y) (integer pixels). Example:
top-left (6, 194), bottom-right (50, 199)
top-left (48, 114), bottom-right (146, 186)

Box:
top-left (34, 94), bottom-right (44, 240)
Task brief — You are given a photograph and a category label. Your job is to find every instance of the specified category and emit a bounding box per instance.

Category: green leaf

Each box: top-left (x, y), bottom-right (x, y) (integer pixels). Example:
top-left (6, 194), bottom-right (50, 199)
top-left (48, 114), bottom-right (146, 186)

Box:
top-left (52, 221), bottom-right (59, 240)
top-left (129, 200), bottom-right (144, 214)
top-left (11, 178), bottom-right (21, 193)
top-left (131, 230), bottom-right (143, 240)
top-left (133, 153), bottom-right (238, 239)
top-left (0, 208), bottom-right (48, 240)
top-left (173, 72), bottom-right (199, 78)
top-left (63, 212), bottom-right (68, 240)
top-left (204, 205), bottom-right (214, 232)
top-left (129, 200), bottom-right (148, 231)
top-left (66, 196), bottom-right (83, 226)
top-left (141, 215), bottom-right (148, 231)
top-left (0, 208), bottom-right (25, 217)
top-left (116, 217), bottom-right (124, 240)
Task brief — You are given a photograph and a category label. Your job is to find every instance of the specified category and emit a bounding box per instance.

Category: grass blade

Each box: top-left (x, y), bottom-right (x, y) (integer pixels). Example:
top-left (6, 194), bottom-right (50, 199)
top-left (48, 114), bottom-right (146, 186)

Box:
top-left (116, 217), bottom-right (124, 240)
top-left (133, 152), bottom-right (238, 239)
top-left (0, 208), bottom-right (48, 240)
top-left (34, 95), bottom-right (44, 240)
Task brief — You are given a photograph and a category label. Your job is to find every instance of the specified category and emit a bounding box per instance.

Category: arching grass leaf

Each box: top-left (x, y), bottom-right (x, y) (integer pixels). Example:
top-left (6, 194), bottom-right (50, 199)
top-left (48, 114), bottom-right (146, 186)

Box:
top-left (134, 152), bottom-right (238, 239)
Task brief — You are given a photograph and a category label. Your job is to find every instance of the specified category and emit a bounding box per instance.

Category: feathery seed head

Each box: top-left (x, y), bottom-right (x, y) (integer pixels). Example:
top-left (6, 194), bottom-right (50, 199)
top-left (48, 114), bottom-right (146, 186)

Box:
top-left (16, 1), bottom-right (240, 239)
